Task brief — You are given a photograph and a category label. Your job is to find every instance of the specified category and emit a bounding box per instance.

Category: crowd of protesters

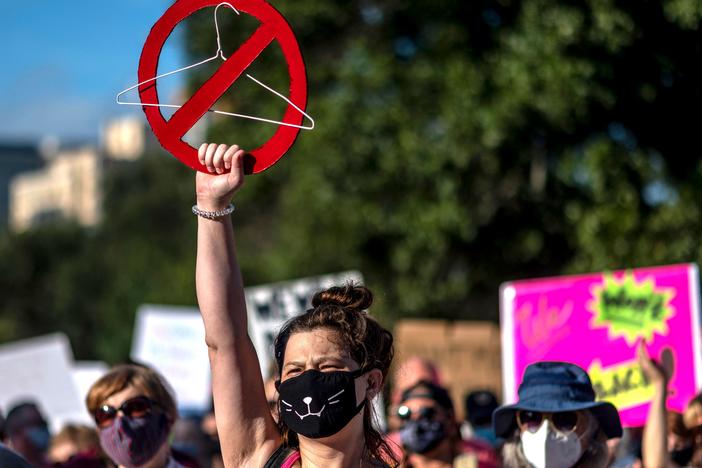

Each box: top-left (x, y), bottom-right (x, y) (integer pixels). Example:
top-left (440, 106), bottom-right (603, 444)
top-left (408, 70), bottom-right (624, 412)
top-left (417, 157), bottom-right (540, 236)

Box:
top-left (2, 349), bottom-right (702, 467)
top-left (2, 142), bottom-right (702, 467)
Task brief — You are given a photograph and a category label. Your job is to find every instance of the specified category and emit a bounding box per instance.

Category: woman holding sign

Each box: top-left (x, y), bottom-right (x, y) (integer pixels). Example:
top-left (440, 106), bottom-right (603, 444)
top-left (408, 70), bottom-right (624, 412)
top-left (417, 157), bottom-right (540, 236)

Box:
top-left (194, 143), bottom-right (398, 467)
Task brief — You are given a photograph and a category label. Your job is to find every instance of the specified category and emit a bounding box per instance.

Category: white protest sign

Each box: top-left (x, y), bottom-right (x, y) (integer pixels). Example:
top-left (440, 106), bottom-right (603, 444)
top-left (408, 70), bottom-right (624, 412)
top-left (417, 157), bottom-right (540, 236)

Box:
top-left (71, 361), bottom-right (109, 409)
top-left (131, 304), bottom-right (210, 412)
top-left (0, 334), bottom-right (91, 431)
top-left (245, 271), bottom-right (363, 378)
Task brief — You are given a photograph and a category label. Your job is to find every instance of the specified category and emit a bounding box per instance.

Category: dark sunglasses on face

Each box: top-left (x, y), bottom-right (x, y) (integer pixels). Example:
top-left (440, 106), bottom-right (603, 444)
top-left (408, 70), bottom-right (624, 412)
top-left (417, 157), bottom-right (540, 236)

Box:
top-left (397, 405), bottom-right (439, 421)
top-left (516, 410), bottom-right (581, 434)
top-left (94, 396), bottom-right (158, 428)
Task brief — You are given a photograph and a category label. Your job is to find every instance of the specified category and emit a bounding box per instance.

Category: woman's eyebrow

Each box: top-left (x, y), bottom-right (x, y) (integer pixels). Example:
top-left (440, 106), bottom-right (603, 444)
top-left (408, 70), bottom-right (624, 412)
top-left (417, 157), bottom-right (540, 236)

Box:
top-left (283, 360), bottom-right (305, 369)
top-left (314, 356), bottom-right (353, 365)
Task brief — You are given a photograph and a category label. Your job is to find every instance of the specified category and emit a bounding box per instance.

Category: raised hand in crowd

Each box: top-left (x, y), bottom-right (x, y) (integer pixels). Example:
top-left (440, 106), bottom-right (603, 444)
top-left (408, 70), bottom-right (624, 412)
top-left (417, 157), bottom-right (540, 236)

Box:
top-left (194, 143), bottom-right (397, 467)
top-left (639, 342), bottom-right (678, 468)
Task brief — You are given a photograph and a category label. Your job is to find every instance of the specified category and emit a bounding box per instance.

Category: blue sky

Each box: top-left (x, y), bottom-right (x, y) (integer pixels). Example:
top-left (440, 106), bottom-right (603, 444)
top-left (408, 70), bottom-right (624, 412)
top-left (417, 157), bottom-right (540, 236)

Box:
top-left (0, 1), bottom-right (185, 142)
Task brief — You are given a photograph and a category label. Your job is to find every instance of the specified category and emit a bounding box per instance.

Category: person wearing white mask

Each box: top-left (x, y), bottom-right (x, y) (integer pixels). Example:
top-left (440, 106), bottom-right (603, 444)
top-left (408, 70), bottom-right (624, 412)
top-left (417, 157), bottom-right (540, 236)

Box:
top-left (492, 361), bottom-right (623, 468)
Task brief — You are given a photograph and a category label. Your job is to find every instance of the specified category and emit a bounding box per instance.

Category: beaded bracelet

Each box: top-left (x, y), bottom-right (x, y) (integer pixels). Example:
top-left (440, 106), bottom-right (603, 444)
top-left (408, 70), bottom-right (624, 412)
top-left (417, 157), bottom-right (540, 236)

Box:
top-left (192, 203), bottom-right (236, 219)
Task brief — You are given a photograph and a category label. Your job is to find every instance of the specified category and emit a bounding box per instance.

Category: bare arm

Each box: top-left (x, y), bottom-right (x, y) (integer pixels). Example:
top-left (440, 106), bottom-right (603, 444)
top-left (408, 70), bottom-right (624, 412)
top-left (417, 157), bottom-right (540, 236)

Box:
top-left (195, 143), bottom-right (281, 467)
top-left (640, 342), bottom-right (670, 468)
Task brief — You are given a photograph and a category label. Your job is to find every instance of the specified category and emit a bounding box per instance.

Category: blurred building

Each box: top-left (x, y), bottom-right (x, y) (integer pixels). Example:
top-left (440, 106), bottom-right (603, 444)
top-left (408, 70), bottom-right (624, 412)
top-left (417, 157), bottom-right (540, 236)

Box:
top-left (5, 116), bottom-right (161, 231)
top-left (0, 143), bottom-right (44, 227)
top-left (9, 145), bottom-right (102, 230)
top-left (101, 115), bottom-right (159, 161)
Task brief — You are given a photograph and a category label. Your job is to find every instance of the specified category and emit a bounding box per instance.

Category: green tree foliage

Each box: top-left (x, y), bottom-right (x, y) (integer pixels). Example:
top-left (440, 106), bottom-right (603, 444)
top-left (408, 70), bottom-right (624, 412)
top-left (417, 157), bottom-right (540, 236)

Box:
top-left (189, 0), bottom-right (702, 320)
top-left (2, 0), bottom-right (702, 360)
top-left (0, 156), bottom-right (197, 362)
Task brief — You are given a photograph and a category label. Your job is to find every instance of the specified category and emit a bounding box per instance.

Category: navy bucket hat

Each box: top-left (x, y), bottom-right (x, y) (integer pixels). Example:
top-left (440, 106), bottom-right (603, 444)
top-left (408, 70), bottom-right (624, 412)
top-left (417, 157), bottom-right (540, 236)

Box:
top-left (492, 362), bottom-right (622, 439)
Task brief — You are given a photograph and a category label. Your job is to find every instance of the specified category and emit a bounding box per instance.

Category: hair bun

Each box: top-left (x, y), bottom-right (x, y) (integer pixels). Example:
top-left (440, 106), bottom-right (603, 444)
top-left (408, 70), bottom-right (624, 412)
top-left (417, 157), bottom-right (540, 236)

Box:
top-left (312, 283), bottom-right (373, 311)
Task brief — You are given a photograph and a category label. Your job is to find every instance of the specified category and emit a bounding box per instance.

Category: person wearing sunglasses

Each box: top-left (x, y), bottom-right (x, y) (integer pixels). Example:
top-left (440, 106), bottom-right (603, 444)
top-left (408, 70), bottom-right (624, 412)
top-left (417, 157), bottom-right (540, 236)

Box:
top-left (493, 361), bottom-right (623, 468)
top-left (393, 381), bottom-right (501, 468)
top-left (85, 364), bottom-right (199, 468)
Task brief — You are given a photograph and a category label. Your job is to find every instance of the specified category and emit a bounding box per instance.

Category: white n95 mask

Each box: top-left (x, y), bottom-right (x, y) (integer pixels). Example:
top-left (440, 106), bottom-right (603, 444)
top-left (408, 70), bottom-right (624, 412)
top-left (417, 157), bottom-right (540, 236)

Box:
top-left (520, 420), bottom-right (582, 468)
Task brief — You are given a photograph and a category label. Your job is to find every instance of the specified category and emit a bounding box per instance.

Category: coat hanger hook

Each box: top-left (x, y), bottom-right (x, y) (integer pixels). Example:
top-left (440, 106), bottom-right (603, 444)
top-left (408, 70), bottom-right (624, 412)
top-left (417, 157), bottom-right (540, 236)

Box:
top-left (214, 2), bottom-right (240, 61)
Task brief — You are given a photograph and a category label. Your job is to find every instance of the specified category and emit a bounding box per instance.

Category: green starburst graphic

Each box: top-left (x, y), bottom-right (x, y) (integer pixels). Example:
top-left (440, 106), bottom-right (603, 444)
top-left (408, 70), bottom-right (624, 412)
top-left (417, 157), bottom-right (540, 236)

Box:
top-left (588, 272), bottom-right (675, 345)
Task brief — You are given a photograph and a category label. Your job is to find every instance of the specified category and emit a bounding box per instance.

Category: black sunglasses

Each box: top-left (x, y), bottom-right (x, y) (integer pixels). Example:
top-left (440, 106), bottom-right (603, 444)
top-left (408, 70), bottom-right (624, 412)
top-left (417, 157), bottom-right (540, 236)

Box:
top-left (94, 396), bottom-right (158, 428)
top-left (397, 405), bottom-right (439, 421)
top-left (516, 410), bottom-right (581, 434)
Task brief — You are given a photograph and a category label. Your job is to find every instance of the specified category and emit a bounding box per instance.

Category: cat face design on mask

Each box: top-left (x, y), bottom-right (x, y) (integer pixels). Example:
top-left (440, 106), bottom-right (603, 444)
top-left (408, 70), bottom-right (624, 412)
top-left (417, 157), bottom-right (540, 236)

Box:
top-left (281, 388), bottom-right (347, 420)
top-left (277, 368), bottom-right (367, 438)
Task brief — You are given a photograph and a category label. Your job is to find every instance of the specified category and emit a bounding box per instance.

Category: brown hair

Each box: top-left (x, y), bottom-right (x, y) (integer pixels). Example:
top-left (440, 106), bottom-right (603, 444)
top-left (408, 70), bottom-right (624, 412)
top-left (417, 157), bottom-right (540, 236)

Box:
top-left (669, 410), bottom-right (692, 438)
top-left (273, 283), bottom-right (397, 466)
top-left (49, 424), bottom-right (103, 463)
top-left (51, 424), bottom-right (99, 450)
top-left (684, 393), bottom-right (702, 429)
top-left (85, 364), bottom-right (177, 424)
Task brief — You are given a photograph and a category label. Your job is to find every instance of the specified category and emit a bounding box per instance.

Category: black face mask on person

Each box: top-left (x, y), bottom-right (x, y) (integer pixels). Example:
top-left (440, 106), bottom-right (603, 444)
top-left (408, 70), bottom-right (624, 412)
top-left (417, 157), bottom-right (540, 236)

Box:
top-left (399, 418), bottom-right (446, 454)
top-left (277, 368), bottom-right (367, 439)
top-left (670, 444), bottom-right (694, 467)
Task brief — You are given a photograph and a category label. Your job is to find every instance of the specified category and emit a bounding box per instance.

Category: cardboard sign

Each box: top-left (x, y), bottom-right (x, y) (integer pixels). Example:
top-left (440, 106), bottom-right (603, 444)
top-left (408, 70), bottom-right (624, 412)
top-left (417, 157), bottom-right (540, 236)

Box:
top-left (394, 320), bottom-right (502, 421)
top-left (500, 264), bottom-right (702, 426)
top-left (0, 334), bottom-right (92, 431)
top-left (131, 304), bottom-right (211, 412)
top-left (138, 0), bottom-right (308, 173)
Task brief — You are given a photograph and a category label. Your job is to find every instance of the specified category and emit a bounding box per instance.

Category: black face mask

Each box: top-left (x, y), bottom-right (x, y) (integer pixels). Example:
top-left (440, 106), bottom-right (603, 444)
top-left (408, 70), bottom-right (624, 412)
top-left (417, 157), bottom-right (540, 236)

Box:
top-left (399, 418), bottom-right (446, 454)
top-left (670, 444), bottom-right (694, 467)
top-left (277, 368), bottom-right (366, 439)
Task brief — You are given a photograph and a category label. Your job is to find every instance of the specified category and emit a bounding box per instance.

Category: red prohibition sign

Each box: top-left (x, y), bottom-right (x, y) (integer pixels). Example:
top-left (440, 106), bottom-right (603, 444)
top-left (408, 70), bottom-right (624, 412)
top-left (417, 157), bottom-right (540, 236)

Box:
top-left (138, 0), bottom-right (308, 174)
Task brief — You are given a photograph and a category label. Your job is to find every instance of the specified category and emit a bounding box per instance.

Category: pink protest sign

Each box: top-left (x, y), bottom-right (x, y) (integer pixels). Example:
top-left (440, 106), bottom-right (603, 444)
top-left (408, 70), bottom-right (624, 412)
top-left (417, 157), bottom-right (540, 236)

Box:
top-left (500, 263), bottom-right (702, 427)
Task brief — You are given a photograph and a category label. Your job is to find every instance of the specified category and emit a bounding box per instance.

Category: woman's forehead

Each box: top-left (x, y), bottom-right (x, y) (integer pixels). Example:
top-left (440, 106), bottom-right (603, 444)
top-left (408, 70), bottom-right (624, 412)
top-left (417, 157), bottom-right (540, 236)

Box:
top-left (103, 384), bottom-right (141, 407)
top-left (283, 329), bottom-right (351, 362)
top-left (402, 396), bottom-right (441, 410)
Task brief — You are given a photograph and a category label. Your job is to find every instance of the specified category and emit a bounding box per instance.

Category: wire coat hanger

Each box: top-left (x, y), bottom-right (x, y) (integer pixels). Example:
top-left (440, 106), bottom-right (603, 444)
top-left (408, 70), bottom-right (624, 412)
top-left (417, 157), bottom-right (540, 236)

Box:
top-left (116, 2), bottom-right (314, 130)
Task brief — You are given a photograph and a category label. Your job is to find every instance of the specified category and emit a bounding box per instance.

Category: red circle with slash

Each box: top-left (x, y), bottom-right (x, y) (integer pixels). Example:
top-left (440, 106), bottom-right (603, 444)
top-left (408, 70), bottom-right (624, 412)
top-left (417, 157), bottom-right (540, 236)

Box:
top-left (138, 0), bottom-right (308, 174)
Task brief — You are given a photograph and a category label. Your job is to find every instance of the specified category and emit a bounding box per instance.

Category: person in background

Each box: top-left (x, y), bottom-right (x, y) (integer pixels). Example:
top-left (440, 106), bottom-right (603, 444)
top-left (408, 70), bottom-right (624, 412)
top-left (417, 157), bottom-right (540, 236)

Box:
top-left (606, 427), bottom-right (642, 468)
top-left (85, 364), bottom-right (200, 468)
top-left (4, 401), bottom-right (52, 467)
top-left (666, 412), bottom-right (693, 467)
top-left (171, 417), bottom-right (212, 468)
top-left (0, 442), bottom-right (32, 468)
top-left (463, 390), bottom-right (500, 448)
top-left (394, 381), bottom-right (500, 468)
top-left (48, 424), bottom-right (107, 467)
top-left (199, 406), bottom-right (223, 468)
top-left (638, 342), bottom-right (698, 468)
top-left (493, 361), bottom-right (622, 468)
top-left (1, 410), bottom-right (6, 442)
top-left (389, 357), bottom-right (443, 432)
top-left (683, 391), bottom-right (702, 465)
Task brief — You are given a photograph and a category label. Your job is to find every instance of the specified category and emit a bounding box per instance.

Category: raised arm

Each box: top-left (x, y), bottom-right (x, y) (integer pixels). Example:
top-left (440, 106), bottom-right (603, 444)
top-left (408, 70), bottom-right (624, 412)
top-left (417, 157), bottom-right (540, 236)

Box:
top-left (195, 143), bottom-right (281, 467)
top-left (640, 342), bottom-right (671, 468)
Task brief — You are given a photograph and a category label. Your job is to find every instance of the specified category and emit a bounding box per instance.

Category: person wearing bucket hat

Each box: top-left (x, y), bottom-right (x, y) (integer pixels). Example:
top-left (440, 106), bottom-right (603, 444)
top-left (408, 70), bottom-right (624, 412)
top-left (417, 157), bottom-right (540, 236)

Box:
top-left (493, 361), bottom-right (622, 468)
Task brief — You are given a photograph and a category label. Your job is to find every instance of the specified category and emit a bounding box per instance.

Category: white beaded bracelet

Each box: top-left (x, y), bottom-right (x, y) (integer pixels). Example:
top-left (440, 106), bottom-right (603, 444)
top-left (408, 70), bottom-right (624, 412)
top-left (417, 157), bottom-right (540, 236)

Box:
top-left (192, 203), bottom-right (236, 219)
